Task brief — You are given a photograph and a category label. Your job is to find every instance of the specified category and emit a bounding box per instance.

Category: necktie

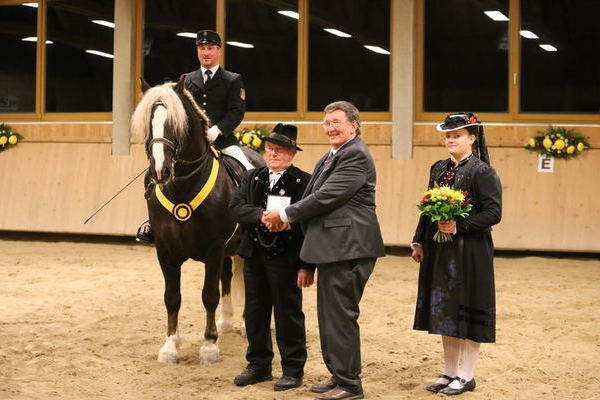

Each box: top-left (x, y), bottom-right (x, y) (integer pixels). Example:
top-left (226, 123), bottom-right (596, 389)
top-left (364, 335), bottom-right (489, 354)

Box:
top-left (205, 69), bottom-right (212, 83)
top-left (269, 172), bottom-right (281, 190)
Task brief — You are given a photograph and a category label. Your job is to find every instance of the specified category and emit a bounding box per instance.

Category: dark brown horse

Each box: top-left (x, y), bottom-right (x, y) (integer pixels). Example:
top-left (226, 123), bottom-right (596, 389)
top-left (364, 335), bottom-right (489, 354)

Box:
top-left (131, 75), bottom-right (261, 364)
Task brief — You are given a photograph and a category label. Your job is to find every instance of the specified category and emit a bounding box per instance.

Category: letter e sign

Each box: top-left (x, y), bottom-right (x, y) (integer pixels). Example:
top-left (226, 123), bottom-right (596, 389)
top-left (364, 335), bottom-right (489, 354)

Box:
top-left (538, 154), bottom-right (554, 173)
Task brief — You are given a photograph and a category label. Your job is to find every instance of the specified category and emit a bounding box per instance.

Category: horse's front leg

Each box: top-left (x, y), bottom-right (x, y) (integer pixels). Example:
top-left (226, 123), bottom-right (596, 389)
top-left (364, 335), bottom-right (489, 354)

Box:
top-left (157, 250), bottom-right (184, 363)
top-left (199, 251), bottom-right (223, 364)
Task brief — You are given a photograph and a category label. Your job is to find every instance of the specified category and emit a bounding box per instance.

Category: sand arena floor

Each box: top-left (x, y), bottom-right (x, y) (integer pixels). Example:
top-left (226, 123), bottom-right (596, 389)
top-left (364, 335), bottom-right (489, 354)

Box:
top-left (1, 237), bottom-right (599, 400)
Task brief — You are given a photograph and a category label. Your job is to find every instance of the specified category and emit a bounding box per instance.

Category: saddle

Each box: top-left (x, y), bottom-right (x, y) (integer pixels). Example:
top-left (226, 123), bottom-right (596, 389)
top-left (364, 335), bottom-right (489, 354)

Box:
top-left (218, 153), bottom-right (246, 187)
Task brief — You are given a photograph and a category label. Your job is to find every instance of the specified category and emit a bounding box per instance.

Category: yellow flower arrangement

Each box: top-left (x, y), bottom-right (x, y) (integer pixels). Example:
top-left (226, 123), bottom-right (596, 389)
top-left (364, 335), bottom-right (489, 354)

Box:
top-left (417, 185), bottom-right (472, 243)
top-left (526, 126), bottom-right (589, 159)
top-left (0, 123), bottom-right (24, 153)
top-left (234, 124), bottom-right (269, 153)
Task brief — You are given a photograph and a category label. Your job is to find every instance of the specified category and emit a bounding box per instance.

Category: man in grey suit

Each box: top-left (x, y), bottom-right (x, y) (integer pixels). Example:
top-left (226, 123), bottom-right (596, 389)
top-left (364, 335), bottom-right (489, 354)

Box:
top-left (263, 101), bottom-right (385, 400)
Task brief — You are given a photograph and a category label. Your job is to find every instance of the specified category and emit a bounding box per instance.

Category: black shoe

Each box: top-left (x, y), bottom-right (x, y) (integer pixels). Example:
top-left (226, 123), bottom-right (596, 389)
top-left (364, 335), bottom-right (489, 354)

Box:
top-left (233, 368), bottom-right (273, 386)
top-left (274, 375), bottom-right (303, 391)
top-left (136, 220), bottom-right (154, 244)
top-left (438, 377), bottom-right (476, 395)
top-left (425, 374), bottom-right (455, 393)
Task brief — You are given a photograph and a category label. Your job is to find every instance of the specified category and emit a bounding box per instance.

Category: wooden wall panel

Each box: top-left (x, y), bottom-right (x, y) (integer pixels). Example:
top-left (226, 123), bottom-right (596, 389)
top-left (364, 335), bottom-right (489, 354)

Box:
top-left (0, 123), bottom-right (598, 252)
top-left (5, 122), bottom-right (112, 142)
top-left (414, 124), bottom-right (600, 148)
top-left (237, 122), bottom-right (392, 145)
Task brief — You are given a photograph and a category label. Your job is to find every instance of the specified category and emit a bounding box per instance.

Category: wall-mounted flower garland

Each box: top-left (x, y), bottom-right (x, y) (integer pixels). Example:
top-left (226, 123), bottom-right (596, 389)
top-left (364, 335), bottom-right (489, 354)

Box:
top-left (526, 126), bottom-right (589, 159)
top-left (0, 123), bottom-right (24, 153)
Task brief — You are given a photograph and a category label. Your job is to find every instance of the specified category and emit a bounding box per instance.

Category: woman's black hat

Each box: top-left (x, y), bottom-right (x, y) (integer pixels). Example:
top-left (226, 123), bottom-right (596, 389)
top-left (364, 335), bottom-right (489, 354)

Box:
top-left (437, 112), bottom-right (490, 165)
top-left (436, 112), bottom-right (481, 132)
top-left (263, 123), bottom-right (302, 151)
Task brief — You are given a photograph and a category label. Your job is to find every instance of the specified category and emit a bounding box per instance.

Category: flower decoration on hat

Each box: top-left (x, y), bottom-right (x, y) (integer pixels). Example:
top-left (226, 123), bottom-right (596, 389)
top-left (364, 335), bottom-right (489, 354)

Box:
top-left (526, 126), bottom-right (589, 159)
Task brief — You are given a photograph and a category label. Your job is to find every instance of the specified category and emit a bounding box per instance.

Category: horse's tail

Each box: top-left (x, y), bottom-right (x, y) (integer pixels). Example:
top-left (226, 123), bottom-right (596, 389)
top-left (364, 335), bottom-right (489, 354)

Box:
top-left (231, 255), bottom-right (245, 309)
top-left (130, 82), bottom-right (189, 142)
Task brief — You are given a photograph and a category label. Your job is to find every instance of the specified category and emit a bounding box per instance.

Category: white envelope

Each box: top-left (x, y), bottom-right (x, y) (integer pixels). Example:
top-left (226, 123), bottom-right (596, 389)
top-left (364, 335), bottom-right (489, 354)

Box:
top-left (266, 195), bottom-right (291, 211)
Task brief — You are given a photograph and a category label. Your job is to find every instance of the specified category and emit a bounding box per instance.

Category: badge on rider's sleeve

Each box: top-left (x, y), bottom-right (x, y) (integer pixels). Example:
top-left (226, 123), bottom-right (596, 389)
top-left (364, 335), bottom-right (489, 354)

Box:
top-left (240, 88), bottom-right (246, 100)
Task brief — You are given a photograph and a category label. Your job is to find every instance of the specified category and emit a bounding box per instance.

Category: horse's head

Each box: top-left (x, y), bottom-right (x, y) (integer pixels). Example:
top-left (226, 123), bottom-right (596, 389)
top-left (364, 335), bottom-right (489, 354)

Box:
top-left (132, 75), bottom-right (211, 185)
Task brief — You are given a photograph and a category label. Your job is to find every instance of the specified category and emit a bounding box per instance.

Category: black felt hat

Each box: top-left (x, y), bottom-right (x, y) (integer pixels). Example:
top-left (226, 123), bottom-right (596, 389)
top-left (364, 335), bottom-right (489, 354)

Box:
top-left (437, 112), bottom-right (490, 165)
top-left (196, 30), bottom-right (221, 47)
top-left (436, 112), bottom-right (481, 132)
top-left (263, 123), bottom-right (302, 151)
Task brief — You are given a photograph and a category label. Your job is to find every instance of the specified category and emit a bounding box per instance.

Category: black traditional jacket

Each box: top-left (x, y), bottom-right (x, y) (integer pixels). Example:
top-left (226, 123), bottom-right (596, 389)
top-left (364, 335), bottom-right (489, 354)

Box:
top-left (230, 165), bottom-right (314, 270)
top-left (184, 67), bottom-right (245, 148)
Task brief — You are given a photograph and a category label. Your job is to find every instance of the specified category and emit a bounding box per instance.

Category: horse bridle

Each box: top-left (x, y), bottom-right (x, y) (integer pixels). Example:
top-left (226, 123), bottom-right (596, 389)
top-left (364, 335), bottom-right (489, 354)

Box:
top-left (146, 134), bottom-right (214, 183)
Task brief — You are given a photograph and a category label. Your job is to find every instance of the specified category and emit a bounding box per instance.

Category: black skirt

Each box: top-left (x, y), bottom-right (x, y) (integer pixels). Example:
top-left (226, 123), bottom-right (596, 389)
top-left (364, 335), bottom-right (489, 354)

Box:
top-left (413, 224), bottom-right (496, 343)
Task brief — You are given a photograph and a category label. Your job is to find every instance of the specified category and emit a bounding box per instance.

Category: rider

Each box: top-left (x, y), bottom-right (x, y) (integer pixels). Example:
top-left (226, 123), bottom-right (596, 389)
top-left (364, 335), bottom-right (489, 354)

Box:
top-left (184, 30), bottom-right (254, 170)
top-left (136, 29), bottom-right (252, 243)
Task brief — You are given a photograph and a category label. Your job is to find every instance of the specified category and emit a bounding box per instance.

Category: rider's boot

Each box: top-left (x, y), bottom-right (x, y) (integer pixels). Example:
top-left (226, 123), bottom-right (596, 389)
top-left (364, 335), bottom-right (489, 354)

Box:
top-left (221, 145), bottom-right (254, 170)
top-left (136, 220), bottom-right (154, 244)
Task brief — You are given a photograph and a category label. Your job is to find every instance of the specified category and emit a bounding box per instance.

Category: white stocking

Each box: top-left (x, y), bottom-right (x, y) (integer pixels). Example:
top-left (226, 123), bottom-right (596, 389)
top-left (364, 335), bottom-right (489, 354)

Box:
top-left (221, 145), bottom-right (254, 170)
top-left (438, 335), bottom-right (461, 384)
top-left (457, 339), bottom-right (480, 381)
top-left (447, 338), bottom-right (480, 389)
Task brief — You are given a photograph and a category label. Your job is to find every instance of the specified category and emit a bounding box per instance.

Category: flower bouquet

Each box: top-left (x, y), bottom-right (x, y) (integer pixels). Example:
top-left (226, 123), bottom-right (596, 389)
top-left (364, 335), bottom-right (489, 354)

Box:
top-left (526, 126), bottom-right (589, 159)
top-left (234, 125), bottom-right (269, 153)
top-left (417, 185), bottom-right (472, 243)
top-left (0, 123), bottom-right (24, 153)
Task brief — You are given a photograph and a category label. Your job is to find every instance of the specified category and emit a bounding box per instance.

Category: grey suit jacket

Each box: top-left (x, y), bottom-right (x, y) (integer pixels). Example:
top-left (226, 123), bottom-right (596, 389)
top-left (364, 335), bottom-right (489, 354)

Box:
top-left (285, 136), bottom-right (385, 264)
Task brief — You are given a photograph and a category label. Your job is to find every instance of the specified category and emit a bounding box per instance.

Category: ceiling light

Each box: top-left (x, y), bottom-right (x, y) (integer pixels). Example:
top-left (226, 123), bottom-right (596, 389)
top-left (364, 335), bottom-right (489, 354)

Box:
top-left (226, 41), bottom-right (254, 49)
top-left (21, 37), bottom-right (53, 44)
top-left (278, 10), bottom-right (299, 20)
top-left (520, 30), bottom-right (539, 39)
top-left (484, 11), bottom-right (509, 21)
top-left (92, 20), bottom-right (115, 28)
top-left (323, 28), bottom-right (351, 38)
top-left (364, 45), bottom-right (390, 55)
top-left (176, 32), bottom-right (196, 38)
top-left (539, 44), bottom-right (558, 52)
top-left (86, 49), bottom-right (114, 58)
top-left (22, 3), bottom-right (38, 8)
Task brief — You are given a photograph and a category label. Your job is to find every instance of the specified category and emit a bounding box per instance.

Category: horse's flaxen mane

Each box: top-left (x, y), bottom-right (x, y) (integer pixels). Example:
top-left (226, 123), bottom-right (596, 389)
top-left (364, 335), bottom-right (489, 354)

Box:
top-left (181, 87), bottom-right (211, 127)
top-left (130, 82), bottom-right (211, 143)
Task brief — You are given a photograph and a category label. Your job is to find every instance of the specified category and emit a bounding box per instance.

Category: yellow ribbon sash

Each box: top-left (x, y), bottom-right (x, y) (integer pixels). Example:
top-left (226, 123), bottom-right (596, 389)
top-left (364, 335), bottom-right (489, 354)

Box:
top-left (154, 157), bottom-right (220, 222)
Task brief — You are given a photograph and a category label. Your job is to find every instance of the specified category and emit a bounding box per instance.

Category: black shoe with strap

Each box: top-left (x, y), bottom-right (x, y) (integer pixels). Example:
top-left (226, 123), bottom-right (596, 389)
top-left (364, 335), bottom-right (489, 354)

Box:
top-left (425, 374), bottom-right (456, 393)
top-left (438, 377), bottom-right (476, 395)
top-left (136, 220), bottom-right (154, 244)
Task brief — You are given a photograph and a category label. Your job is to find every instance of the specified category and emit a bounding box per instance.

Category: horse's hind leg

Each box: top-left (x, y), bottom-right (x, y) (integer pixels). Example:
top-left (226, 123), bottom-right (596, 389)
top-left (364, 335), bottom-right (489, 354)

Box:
top-left (217, 257), bottom-right (234, 334)
top-left (157, 255), bottom-right (183, 363)
top-left (199, 252), bottom-right (223, 364)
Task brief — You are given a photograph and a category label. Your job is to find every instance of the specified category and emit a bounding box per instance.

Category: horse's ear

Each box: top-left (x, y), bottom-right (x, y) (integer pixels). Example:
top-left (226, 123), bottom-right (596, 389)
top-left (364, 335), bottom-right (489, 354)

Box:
top-left (173, 74), bottom-right (186, 94)
top-left (140, 77), bottom-right (152, 93)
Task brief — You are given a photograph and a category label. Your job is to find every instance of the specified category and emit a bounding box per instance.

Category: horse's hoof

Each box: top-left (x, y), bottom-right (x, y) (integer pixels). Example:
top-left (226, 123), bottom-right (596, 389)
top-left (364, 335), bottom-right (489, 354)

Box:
top-left (157, 334), bottom-right (180, 363)
top-left (199, 341), bottom-right (219, 364)
top-left (217, 317), bottom-right (233, 334)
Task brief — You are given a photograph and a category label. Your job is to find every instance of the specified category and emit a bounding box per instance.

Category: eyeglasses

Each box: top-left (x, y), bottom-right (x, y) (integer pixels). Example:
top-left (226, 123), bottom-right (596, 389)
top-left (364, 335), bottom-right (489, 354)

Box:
top-left (321, 120), bottom-right (348, 129)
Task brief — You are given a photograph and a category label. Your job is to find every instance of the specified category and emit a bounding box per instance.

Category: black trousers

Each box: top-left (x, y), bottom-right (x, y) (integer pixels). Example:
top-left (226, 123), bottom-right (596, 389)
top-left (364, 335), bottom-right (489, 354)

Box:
top-left (317, 258), bottom-right (376, 394)
top-left (243, 249), bottom-right (307, 377)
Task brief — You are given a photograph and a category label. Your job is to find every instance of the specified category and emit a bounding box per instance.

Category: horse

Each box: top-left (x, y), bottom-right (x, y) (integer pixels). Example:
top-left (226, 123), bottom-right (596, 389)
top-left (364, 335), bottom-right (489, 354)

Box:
top-left (131, 75), bottom-right (261, 364)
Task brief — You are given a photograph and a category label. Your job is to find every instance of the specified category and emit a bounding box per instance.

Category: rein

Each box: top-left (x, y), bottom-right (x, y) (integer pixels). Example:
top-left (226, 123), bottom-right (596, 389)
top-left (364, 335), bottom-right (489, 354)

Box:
top-left (147, 127), bottom-right (223, 222)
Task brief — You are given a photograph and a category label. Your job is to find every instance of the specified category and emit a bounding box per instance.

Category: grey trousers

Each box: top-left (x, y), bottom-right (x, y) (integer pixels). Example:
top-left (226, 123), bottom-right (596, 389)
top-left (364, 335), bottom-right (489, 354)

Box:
top-left (316, 258), bottom-right (376, 394)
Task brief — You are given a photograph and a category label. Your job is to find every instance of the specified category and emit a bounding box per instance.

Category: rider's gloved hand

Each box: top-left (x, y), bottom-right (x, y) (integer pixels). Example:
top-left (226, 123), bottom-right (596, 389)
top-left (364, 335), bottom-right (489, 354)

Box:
top-left (206, 125), bottom-right (221, 142)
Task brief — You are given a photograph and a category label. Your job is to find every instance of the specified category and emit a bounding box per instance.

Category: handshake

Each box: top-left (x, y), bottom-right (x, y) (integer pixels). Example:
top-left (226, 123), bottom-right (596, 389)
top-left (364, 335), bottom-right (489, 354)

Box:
top-left (261, 209), bottom-right (289, 232)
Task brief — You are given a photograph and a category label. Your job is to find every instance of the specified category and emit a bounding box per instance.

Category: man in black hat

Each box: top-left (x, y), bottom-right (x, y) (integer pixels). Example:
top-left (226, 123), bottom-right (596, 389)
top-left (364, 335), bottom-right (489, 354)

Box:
top-left (184, 29), bottom-right (253, 169)
top-left (230, 123), bottom-right (314, 391)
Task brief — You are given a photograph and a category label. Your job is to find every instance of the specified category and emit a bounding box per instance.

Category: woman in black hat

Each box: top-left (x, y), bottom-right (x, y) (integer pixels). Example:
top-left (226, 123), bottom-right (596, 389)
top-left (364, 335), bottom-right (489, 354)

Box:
top-left (410, 113), bottom-right (502, 395)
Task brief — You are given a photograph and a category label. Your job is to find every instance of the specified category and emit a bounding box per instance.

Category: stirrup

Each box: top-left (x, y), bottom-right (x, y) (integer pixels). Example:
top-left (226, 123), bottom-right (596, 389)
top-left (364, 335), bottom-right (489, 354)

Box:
top-left (136, 220), bottom-right (154, 244)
